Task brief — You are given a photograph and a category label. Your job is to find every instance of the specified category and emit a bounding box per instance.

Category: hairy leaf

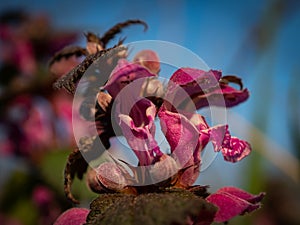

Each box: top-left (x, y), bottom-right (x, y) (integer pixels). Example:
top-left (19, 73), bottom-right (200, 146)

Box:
top-left (86, 189), bottom-right (217, 225)
top-left (53, 45), bottom-right (127, 94)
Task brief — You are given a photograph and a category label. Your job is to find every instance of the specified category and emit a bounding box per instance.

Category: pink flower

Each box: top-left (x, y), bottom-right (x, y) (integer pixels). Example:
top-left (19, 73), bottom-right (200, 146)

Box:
top-left (53, 208), bottom-right (90, 225)
top-left (118, 98), bottom-right (163, 166)
top-left (91, 59), bottom-right (252, 189)
top-left (157, 106), bottom-right (251, 187)
top-left (154, 68), bottom-right (251, 186)
top-left (206, 187), bottom-right (265, 223)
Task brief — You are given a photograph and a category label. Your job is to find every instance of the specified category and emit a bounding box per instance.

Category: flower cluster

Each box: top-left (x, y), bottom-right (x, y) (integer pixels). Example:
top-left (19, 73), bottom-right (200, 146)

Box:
top-left (88, 53), bottom-right (252, 189)
top-left (54, 48), bottom-right (264, 224)
top-left (49, 20), bottom-right (265, 224)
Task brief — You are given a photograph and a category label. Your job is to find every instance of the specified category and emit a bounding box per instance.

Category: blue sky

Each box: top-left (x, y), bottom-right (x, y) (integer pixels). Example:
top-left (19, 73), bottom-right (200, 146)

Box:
top-left (1, 0), bottom-right (300, 187)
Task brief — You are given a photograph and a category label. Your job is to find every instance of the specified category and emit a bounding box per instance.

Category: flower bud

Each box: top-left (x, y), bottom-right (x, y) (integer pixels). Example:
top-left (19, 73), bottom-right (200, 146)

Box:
top-left (95, 162), bottom-right (130, 191)
top-left (133, 50), bottom-right (160, 74)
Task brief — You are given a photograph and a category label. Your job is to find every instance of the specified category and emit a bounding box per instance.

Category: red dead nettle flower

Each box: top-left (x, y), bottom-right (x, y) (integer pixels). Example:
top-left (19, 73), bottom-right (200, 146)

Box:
top-left (54, 49), bottom-right (264, 225)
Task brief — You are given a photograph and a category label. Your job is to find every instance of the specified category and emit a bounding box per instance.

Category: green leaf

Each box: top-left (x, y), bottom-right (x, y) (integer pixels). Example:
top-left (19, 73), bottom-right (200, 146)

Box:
top-left (0, 171), bottom-right (39, 225)
top-left (39, 149), bottom-right (97, 201)
top-left (38, 149), bottom-right (70, 191)
top-left (8, 198), bottom-right (38, 225)
top-left (0, 171), bottom-right (36, 211)
top-left (86, 189), bottom-right (217, 225)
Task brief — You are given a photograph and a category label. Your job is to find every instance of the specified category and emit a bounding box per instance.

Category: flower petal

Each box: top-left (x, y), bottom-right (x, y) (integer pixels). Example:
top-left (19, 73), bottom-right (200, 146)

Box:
top-left (181, 111), bottom-right (211, 162)
top-left (192, 85), bottom-right (250, 109)
top-left (158, 106), bottom-right (200, 167)
top-left (208, 125), bottom-right (251, 162)
top-left (165, 68), bottom-right (221, 110)
top-left (165, 67), bottom-right (249, 110)
top-left (158, 107), bottom-right (208, 187)
top-left (170, 112), bottom-right (211, 187)
top-left (221, 137), bottom-right (251, 162)
top-left (169, 68), bottom-right (221, 92)
top-left (207, 125), bottom-right (230, 152)
top-left (103, 59), bottom-right (156, 98)
top-left (118, 99), bottom-right (162, 165)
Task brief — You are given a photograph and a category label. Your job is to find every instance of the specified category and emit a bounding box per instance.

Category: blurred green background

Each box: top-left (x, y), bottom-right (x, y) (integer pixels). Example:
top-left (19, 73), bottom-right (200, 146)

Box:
top-left (0, 0), bottom-right (299, 224)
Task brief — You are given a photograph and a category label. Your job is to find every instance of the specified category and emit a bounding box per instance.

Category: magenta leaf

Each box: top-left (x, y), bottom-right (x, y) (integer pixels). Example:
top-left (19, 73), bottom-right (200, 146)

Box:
top-left (216, 186), bottom-right (265, 204)
top-left (53, 208), bottom-right (90, 225)
top-left (206, 187), bottom-right (265, 223)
